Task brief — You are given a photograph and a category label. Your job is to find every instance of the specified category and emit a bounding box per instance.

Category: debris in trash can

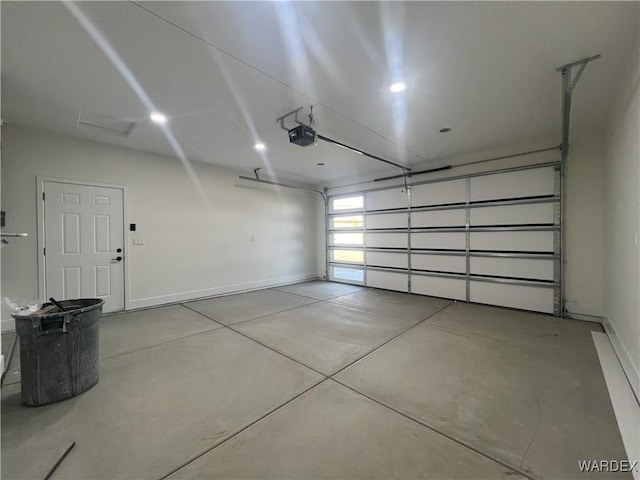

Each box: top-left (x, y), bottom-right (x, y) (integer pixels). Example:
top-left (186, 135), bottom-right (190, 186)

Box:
top-left (43, 441), bottom-right (76, 480)
top-left (2, 297), bottom-right (42, 315)
top-left (48, 297), bottom-right (68, 313)
top-left (37, 305), bottom-right (60, 315)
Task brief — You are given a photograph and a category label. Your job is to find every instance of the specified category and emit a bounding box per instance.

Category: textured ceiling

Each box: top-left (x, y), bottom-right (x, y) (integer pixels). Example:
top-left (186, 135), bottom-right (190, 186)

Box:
top-left (2, 1), bottom-right (638, 185)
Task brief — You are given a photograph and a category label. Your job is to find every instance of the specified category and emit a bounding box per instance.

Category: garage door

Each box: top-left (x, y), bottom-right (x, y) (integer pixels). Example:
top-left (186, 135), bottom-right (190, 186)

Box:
top-left (327, 163), bottom-right (560, 315)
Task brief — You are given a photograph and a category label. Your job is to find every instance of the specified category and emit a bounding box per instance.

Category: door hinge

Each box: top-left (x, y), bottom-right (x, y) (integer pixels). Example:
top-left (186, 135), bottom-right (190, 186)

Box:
top-left (42, 192), bottom-right (45, 201)
top-left (43, 248), bottom-right (46, 256)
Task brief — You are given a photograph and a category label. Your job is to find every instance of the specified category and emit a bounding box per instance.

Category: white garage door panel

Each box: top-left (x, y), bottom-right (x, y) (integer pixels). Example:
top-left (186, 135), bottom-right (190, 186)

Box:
top-left (470, 203), bottom-right (555, 226)
top-left (411, 254), bottom-right (466, 273)
top-left (367, 270), bottom-right (408, 292)
top-left (367, 251), bottom-right (408, 269)
top-left (366, 213), bottom-right (408, 229)
top-left (411, 209), bottom-right (466, 228)
top-left (412, 232), bottom-right (466, 250)
top-left (366, 233), bottom-right (407, 249)
top-left (470, 231), bottom-right (554, 252)
top-left (411, 180), bottom-right (466, 207)
top-left (470, 281), bottom-right (554, 313)
top-left (470, 167), bottom-right (555, 202)
top-left (366, 189), bottom-right (407, 211)
top-left (470, 257), bottom-right (554, 280)
top-left (411, 275), bottom-right (466, 300)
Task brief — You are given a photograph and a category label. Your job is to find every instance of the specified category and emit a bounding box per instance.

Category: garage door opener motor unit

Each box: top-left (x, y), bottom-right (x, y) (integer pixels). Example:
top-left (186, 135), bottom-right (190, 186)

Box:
top-left (278, 106), bottom-right (317, 147)
top-left (288, 124), bottom-right (316, 146)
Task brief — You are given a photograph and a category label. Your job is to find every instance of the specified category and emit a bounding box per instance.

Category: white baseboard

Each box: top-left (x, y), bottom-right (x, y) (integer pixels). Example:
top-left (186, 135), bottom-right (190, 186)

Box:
top-left (1, 274), bottom-right (320, 332)
top-left (602, 317), bottom-right (640, 402)
top-left (592, 332), bottom-right (640, 480)
top-left (564, 311), bottom-right (604, 323)
top-left (126, 273), bottom-right (319, 310)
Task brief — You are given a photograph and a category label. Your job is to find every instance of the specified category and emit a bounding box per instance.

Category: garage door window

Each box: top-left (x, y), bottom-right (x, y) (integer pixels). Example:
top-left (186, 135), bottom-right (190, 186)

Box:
top-left (331, 215), bottom-right (364, 229)
top-left (331, 233), bottom-right (364, 246)
top-left (331, 266), bottom-right (364, 283)
top-left (331, 196), bottom-right (363, 212)
top-left (332, 250), bottom-right (364, 263)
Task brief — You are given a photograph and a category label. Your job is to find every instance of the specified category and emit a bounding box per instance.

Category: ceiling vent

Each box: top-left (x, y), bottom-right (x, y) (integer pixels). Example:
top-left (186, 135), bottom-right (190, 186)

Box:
top-left (77, 110), bottom-right (136, 136)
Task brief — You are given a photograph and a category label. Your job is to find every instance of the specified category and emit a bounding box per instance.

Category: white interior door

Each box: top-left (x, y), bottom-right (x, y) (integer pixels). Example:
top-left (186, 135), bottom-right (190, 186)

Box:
top-left (44, 181), bottom-right (124, 312)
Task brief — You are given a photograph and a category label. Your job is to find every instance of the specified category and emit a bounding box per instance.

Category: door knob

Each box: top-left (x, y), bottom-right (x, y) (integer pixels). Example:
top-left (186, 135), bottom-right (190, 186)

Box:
top-left (111, 256), bottom-right (123, 262)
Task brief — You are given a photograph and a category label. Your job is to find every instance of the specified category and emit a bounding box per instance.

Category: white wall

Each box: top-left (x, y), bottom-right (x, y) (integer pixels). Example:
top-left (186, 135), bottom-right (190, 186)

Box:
top-left (1, 125), bottom-right (321, 330)
top-left (325, 134), bottom-right (607, 320)
top-left (564, 133), bottom-right (606, 318)
top-left (603, 42), bottom-right (640, 399)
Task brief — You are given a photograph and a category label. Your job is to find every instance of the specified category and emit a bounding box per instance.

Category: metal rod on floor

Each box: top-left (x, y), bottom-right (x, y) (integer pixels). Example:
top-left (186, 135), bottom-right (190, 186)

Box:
top-left (43, 441), bottom-right (76, 480)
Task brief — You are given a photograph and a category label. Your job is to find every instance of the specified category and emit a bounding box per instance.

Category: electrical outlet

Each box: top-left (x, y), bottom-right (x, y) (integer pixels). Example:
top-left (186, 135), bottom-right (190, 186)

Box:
top-left (133, 238), bottom-right (146, 246)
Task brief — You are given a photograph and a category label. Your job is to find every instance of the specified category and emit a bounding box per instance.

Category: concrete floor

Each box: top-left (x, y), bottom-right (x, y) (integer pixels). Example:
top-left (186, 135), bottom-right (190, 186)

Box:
top-left (1, 281), bottom-right (628, 479)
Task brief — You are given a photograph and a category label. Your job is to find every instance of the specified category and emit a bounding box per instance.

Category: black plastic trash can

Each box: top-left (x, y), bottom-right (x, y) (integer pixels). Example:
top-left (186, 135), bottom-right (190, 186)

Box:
top-left (13, 299), bottom-right (104, 406)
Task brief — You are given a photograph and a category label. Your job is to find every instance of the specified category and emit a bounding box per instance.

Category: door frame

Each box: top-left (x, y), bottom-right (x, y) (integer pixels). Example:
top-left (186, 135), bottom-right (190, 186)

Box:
top-left (36, 176), bottom-right (130, 311)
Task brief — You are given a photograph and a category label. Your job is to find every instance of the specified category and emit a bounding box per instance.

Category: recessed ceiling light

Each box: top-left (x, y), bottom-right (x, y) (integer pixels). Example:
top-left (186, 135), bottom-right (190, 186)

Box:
top-left (254, 142), bottom-right (266, 151)
top-left (317, 162), bottom-right (325, 166)
top-left (439, 127), bottom-right (452, 133)
top-left (150, 112), bottom-right (167, 124)
top-left (389, 82), bottom-right (406, 93)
